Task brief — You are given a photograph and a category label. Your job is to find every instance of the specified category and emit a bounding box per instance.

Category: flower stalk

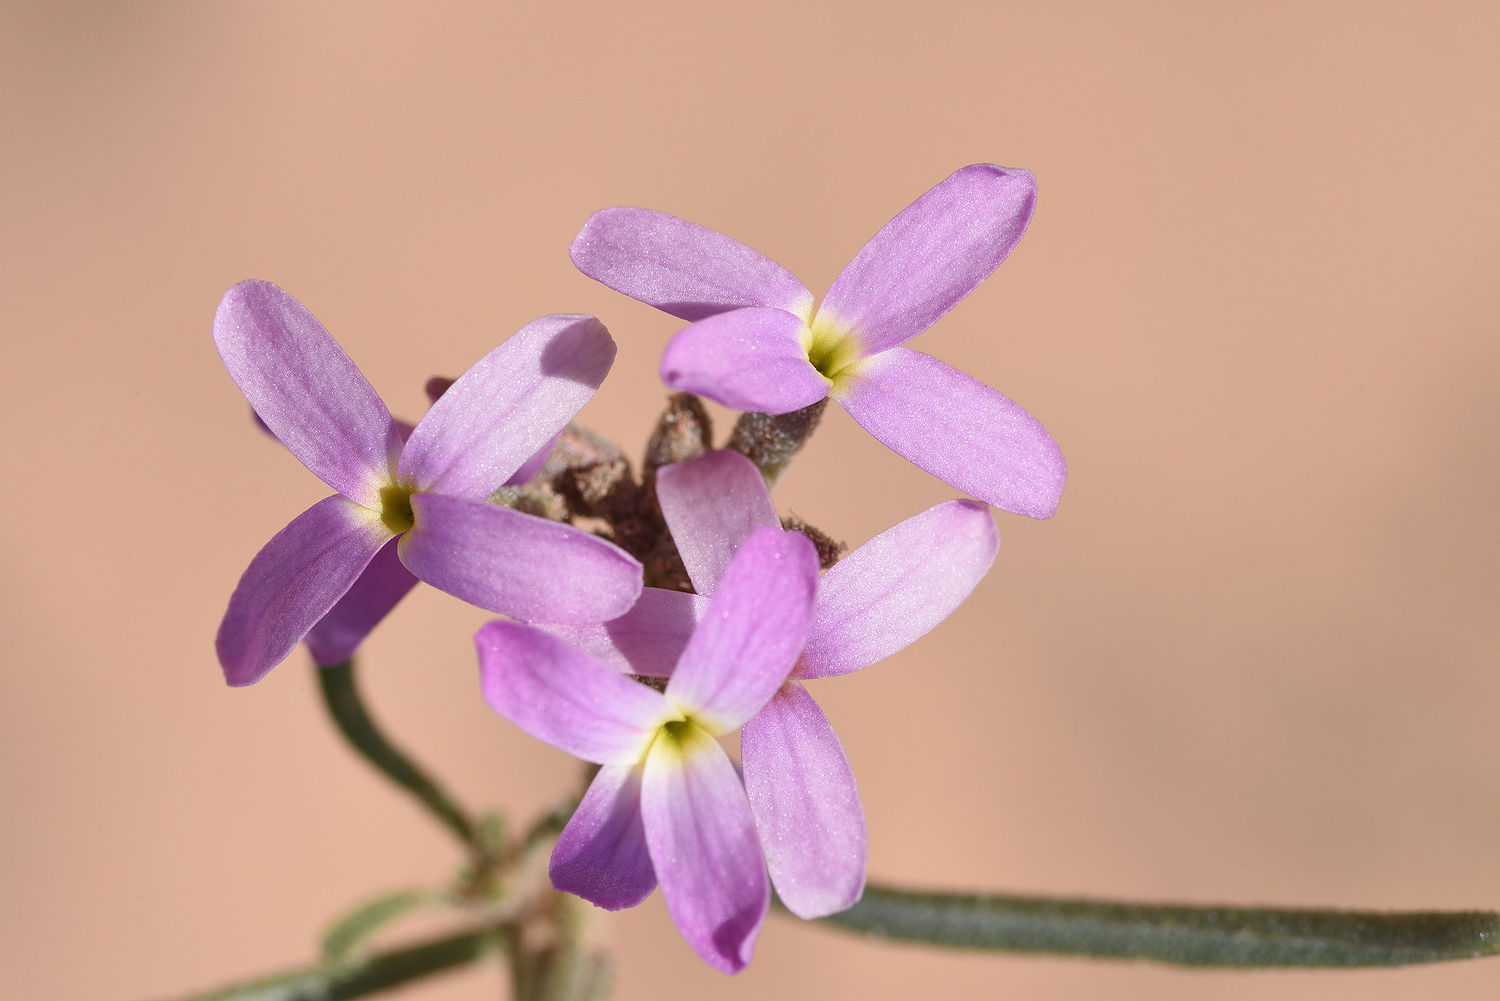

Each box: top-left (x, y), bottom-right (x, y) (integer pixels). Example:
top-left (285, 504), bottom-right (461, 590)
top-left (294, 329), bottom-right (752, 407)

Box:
top-left (315, 659), bottom-right (483, 858)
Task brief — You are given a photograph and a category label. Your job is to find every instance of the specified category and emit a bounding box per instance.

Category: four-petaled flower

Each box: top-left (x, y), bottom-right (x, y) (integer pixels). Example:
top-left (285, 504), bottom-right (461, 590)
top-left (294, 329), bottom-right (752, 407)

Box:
top-left (570, 163), bottom-right (1066, 518)
top-left (214, 280), bottom-right (643, 686)
top-left (549, 450), bottom-right (999, 918)
top-left (476, 526), bottom-right (820, 973)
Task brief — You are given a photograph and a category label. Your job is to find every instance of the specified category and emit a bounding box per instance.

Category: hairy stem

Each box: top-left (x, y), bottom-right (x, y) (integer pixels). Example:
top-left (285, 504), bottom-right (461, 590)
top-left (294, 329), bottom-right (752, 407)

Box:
top-left (727, 399), bottom-right (828, 484)
top-left (816, 884), bottom-right (1500, 967)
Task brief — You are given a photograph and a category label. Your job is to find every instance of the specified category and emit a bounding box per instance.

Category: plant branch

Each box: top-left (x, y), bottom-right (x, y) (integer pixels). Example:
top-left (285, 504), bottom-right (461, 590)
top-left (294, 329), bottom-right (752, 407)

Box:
top-left (814, 883), bottom-right (1500, 967)
top-left (142, 924), bottom-right (502, 1001)
top-left (315, 659), bottom-right (480, 854)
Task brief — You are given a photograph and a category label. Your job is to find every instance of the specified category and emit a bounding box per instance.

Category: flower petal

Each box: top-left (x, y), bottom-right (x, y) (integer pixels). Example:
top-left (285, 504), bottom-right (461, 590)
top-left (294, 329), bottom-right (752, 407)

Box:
top-left (818, 165), bottom-right (1037, 355)
top-left (641, 725), bottom-right (768, 973)
top-left (656, 450), bottom-right (780, 595)
top-left (401, 493), bottom-right (642, 623)
top-left (502, 430), bottom-right (561, 487)
top-left (398, 316), bottom-right (615, 499)
top-left (550, 763), bottom-right (657, 910)
top-left (666, 527), bottom-right (818, 732)
top-left (302, 537), bottom-right (420, 667)
top-left (742, 684), bottom-right (865, 918)
top-left (571, 207), bottom-right (814, 322)
top-left (796, 500), bottom-right (998, 679)
top-left (475, 621), bottom-right (670, 764)
top-left (834, 348), bottom-right (1066, 518)
top-left (659, 308), bottom-right (828, 415)
top-left (216, 495), bottom-right (395, 687)
top-left (544, 587), bottom-right (707, 679)
top-left (214, 281), bottom-right (400, 507)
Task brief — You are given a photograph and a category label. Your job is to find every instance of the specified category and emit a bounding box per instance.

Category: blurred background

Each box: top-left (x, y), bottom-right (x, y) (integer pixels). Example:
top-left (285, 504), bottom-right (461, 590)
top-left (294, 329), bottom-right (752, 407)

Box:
top-left (3, 1), bottom-right (1498, 998)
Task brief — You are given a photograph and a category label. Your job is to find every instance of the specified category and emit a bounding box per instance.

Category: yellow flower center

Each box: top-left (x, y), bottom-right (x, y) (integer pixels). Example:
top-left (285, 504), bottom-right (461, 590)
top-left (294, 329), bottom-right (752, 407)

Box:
top-left (378, 484), bottom-right (415, 534)
top-left (803, 315), bottom-right (861, 385)
top-left (648, 712), bottom-right (716, 762)
top-left (660, 717), bottom-right (698, 744)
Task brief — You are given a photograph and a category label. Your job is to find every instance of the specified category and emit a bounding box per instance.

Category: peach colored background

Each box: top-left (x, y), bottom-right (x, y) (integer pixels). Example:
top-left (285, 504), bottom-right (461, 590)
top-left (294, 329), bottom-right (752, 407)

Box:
top-left (3, 1), bottom-right (1498, 999)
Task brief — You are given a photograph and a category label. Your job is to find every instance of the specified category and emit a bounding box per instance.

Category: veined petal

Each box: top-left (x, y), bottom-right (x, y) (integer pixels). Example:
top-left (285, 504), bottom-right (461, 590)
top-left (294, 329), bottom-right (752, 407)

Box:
top-left (252, 412), bottom-right (415, 446)
top-left (660, 308), bottom-right (828, 415)
top-left (544, 588), bottom-right (707, 679)
top-left (401, 493), bottom-right (642, 624)
top-left (667, 527), bottom-right (817, 733)
top-left (475, 621), bottom-right (670, 764)
top-left (571, 207), bottom-right (814, 322)
top-left (742, 684), bottom-right (866, 918)
top-left (304, 537), bottom-right (420, 667)
top-left (796, 500), bottom-right (998, 679)
top-left (834, 348), bottom-right (1066, 518)
top-left (656, 450), bottom-right (780, 595)
top-left (550, 763), bottom-right (657, 910)
top-left (818, 165), bottom-right (1037, 356)
top-left (398, 316), bottom-right (615, 499)
top-left (216, 495), bottom-right (395, 687)
top-left (642, 725), bottom-right (768, 973)
top-left (214, 281), bottom-right (400, 507)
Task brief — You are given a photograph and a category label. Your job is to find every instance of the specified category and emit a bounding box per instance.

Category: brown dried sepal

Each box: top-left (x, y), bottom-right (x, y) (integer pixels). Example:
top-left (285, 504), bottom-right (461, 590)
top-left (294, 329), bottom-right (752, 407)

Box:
top-left (781, 514), bottom-right (846, 570)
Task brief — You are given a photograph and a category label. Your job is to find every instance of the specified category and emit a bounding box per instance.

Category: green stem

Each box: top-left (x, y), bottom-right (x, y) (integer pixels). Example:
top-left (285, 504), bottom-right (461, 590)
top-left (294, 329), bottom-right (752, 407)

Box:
top-left (145, 924), bottom-right (502, 1001)
top-left (315, 659), bottom-right (478, 852)
top-left (816, 884), bottom-right (1500, 967)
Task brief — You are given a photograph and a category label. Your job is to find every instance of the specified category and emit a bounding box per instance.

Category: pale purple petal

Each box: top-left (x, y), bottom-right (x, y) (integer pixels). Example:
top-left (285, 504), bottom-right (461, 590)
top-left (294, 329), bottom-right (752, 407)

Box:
top-left (216, 495), bottom-right (395, 687)
top-left (544, 588), bottom-right (707, 679)
top-left (255, 412), bottom-right (415, 450)
top-left (656, 450), bottom-right (779, 595)
top-left (502, 430), bottom-right (561, 487)
top-left (641, 726), bottom-right (768, 973)
top-left (550, 763), bottom-right (657, 910)
top-left (398, 315), bottom-right (615, 499)
top-left (667, 527), bottom-right (818, 733)
top-left (742, 684), bottom-right (865, 918)
top-left (818, 165), bottom-right (1037, 355)
top-left (401, 493), bottom-right (642, 624)
top-left (835, 348), bottom-right (1065, 518)
top-left (214, 281), bottom-right (400, 507)
top-left (659, 308), bottom-right (828, 415)
top-left (475, 621), bottom-right (670, 764)
top-left (303, 538), bottom-right (420, 667)
top-left (796, 500), bottom-right (998, 679)
top-left (571, 207), bottom-right (814, 322)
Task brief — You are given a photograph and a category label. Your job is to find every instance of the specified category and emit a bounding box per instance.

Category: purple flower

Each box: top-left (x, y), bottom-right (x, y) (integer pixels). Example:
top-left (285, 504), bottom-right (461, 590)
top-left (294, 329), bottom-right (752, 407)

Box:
top-left (550, 450), bottom-right (998, 918)
top-left (250, 394), bottom-right (557, 667)
top-left (214, 280), bottom-right (643, 687)
top-left (476, 526), bottom-right (820, 973)
top-left (570, 163), bottom-right (1066, 518)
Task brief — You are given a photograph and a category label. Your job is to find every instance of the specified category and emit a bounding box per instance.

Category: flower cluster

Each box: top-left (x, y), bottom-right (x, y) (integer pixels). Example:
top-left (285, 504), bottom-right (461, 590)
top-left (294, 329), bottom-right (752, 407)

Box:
top-left (214, 165), bottom-right (1063, 972)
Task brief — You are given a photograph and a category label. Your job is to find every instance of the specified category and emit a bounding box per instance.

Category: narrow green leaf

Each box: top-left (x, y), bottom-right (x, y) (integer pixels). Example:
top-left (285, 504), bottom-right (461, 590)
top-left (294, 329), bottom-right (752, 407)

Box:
top-left (144, 925), bottom-right (499, 1001)
top-left (816, 884), bottom-right (1500, 967)
top-left (320, 888), bottom-right (443, 966)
